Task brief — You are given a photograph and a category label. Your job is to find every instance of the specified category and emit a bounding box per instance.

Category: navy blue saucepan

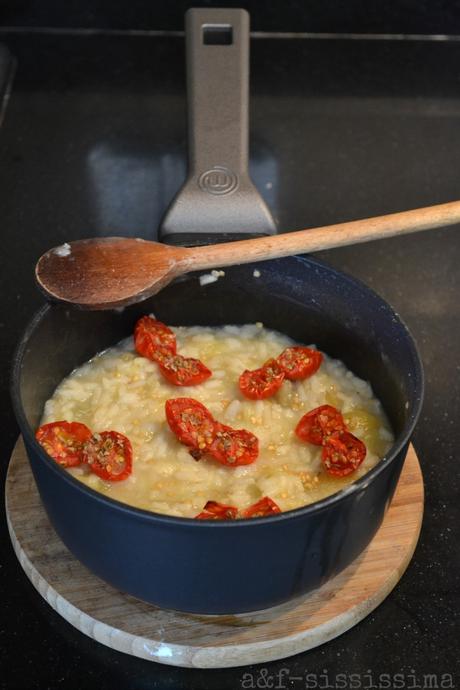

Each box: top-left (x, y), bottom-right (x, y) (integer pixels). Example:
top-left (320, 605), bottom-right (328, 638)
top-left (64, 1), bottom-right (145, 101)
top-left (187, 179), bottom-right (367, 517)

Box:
top-left (11, 256), bottom-right (423, 614)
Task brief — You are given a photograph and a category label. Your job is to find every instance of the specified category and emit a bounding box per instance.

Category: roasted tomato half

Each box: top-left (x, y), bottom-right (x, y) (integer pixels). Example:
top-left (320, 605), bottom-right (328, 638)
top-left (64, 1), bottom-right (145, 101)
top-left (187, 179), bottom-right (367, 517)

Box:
top-left (242, 496), bottom-right (281, 518)
top-left (277, 346), bottom-right (323, 381)
top-left (159, 354), bottom-right (212, 386)
top-left (295, 405), bottom-right (346, 446)
top-left (35, 421), bottom-right (92, 468)
top-left (321, 431), bottom-right (367, 477)
top-left (134, 316), bottom-right (176, 360)
top-left (83, 430), bottom-right (133, 481)
top-left (195, 500), bottom-right (238, 520)
top-left (239, 359), bottom-right (285, 400)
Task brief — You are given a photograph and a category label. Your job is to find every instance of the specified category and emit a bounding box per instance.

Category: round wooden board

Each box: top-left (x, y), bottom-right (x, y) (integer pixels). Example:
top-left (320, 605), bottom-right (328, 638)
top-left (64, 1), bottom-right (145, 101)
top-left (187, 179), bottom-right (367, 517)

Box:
top-left (6, 437), bottom-right (424, 669)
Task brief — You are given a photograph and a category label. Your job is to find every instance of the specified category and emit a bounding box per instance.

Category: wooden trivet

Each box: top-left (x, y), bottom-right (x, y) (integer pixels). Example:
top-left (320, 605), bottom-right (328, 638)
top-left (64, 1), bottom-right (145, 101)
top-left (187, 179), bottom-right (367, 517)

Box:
top-left (5, 438), bottom-right (424, 668)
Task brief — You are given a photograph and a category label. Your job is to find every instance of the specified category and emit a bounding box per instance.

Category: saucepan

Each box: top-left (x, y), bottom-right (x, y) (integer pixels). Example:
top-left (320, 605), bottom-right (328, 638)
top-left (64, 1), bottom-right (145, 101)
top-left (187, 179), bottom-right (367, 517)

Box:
top-left (10, 9), bottom-right (423, 614)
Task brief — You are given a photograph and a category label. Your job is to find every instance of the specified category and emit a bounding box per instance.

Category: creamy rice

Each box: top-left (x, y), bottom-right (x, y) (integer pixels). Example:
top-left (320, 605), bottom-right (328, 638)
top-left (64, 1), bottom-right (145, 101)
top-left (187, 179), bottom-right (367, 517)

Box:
top-left (41, 323), bottom-right (394, 517)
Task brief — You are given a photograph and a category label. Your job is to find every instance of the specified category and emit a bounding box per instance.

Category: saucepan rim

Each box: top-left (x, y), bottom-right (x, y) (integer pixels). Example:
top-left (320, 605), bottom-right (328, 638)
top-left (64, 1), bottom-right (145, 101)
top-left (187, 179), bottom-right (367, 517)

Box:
top-left (10, 256), bottom-right (424, 527)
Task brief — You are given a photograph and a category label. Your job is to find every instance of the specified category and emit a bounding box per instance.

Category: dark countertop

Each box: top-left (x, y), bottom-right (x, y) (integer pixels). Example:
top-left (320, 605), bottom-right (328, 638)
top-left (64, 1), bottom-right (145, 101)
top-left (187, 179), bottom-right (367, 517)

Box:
top-left (3, 0), bottom-right (460, 34)
top-left (0, 31), bottom-right (459, 690)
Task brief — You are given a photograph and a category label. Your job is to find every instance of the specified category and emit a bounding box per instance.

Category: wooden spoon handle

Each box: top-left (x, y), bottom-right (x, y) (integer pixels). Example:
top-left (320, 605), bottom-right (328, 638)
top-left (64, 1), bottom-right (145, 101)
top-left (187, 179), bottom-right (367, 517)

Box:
top-left (183, 199), bottom-right (460, 271)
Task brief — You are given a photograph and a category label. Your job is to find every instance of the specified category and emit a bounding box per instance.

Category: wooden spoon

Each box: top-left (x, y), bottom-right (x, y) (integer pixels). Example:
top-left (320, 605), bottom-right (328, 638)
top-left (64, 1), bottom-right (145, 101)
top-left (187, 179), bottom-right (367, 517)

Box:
top-left (36, 200), bottom-right (460, 309)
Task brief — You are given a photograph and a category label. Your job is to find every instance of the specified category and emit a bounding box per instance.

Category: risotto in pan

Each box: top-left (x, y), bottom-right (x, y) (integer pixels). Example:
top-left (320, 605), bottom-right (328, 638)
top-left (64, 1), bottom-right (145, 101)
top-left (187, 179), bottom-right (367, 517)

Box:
top-left (37, 320), bottom-right (394, 519)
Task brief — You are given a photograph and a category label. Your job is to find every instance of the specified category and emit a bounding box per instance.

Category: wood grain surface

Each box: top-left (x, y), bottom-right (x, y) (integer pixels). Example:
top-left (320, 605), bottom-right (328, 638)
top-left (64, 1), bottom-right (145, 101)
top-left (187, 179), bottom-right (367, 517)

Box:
top-left (191, 198), bottom-right (460, 270)
top-left (5, 438), bottom-right (424, 668)
top-left (36, 199), bottom-right (460, 309)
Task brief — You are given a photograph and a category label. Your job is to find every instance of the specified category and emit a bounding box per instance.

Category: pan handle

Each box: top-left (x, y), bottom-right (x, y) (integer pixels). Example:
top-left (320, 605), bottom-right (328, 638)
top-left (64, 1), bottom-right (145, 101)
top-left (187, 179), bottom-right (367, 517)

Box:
top-left (160, 8), bottom-right (277, 245)
top-left (188, 8), bottom-right (251, 194)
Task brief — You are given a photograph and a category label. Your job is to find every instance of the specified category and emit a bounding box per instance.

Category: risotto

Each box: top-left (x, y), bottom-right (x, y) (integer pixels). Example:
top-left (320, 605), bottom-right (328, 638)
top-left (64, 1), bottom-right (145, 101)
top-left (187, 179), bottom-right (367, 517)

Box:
top-left (40, 322), bottom-right (393, 518)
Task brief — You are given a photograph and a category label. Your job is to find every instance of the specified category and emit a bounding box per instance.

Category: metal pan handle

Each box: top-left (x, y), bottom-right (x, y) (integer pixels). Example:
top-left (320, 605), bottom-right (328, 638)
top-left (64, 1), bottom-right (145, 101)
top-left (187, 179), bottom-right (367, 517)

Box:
top-left (160, 8), bottom-right (277, 246)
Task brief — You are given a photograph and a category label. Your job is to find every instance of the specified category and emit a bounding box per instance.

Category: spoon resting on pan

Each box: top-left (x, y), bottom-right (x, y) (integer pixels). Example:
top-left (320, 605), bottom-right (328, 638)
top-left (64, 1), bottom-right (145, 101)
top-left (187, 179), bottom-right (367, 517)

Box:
top-left (36, 200), bottom-right (460, 310)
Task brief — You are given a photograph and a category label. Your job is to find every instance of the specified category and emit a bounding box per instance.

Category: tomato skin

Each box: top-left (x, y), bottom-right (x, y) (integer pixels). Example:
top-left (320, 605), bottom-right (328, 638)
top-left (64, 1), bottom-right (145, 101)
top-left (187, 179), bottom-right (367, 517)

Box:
top-left (295, 405), bottom-right (346, 446)
top-left (277, 346), bottom-right (323, 381)
top-left (243, 496), bottom-right (281, 518)
top-left (82, 430), bottom-right (133, 481)
top-left (165, 398), bottom-right (215, 450)
top-left (134, 316), bottom-right (212, 386)
top-left (239, 359), bottom-right (285, 400)
top-left (196, 497), bottom-right (281, 519)
top-left (195, 500), bottom-right (238, 520)
top-left (134, 316), bottom-right (176, 360)
top-left (35, 421), bottom-right (92, 467)
top-left (321, 431), bottom-right (367, 477)
top-left (239, 346), bottom-right (323, 399)
top-left (159, 354), bottom-right (212, 386)
top-left (209, 423), bottom-right (259, 466)
top-left (296, 405), bottom-right (367, 477)
top-left (166, 399), bottom-right (259, 467)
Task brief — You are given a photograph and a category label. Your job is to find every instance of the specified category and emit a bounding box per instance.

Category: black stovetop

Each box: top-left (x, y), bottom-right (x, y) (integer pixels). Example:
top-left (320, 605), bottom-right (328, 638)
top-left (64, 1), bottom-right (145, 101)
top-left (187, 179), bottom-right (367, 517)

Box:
top-left (0, 28), bottom-right (459, 690)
